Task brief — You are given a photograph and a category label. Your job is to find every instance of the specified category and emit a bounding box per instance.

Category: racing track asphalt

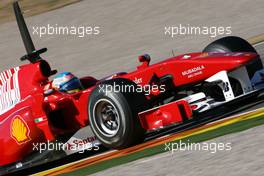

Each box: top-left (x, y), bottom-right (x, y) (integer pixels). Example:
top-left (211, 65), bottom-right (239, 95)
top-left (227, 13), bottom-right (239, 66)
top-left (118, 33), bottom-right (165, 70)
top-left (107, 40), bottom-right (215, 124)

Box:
top-left (0, 0), bottom-right (264, 175)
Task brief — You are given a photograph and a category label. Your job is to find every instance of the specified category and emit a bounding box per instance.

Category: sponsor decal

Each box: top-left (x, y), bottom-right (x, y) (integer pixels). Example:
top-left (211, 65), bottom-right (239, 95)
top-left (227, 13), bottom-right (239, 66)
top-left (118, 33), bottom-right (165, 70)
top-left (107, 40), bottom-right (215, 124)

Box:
top-left (11, 115), bottom-right (31, 145)
top-left (65, 136), bottom-right (98, 150)
top-left (182, 55), bottom-right (191, 59)
top-left (199, 52), bottom-right (209, 58)
top-left (34, 117), bottom-right (45, 123)
top-left (182, 65), bottom-right (205, 78)
top-left (134, 77), bottom-right (143, 84)
top-left (0, 67), bottom-right (20, 115)
top-left (63, 126), bottom-right (101, 155)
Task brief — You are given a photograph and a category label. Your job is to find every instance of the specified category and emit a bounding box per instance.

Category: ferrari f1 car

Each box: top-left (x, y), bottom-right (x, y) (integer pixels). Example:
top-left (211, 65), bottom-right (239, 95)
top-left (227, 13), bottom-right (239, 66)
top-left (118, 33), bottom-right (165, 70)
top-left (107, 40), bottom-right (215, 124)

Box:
top-left (1, 1), bottom-right (264, 174)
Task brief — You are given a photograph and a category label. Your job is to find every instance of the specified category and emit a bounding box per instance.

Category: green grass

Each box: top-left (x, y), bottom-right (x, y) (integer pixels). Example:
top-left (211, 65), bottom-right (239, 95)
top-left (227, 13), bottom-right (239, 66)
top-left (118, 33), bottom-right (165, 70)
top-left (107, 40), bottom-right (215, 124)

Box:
top-left (62, 114), bottom-right (264, 176)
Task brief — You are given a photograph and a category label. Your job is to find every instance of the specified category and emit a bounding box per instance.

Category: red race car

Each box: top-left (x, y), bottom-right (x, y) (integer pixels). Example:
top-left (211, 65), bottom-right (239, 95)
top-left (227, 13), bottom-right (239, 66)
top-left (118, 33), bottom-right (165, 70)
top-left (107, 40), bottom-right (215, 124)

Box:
top-left (1, 2), bottom-right (264, 174)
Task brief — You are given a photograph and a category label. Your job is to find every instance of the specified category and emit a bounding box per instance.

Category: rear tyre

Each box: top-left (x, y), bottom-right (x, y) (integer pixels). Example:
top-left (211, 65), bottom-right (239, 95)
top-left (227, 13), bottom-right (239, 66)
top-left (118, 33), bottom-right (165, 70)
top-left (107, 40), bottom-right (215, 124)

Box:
top-left (88, 78), bottom-right (148, 149)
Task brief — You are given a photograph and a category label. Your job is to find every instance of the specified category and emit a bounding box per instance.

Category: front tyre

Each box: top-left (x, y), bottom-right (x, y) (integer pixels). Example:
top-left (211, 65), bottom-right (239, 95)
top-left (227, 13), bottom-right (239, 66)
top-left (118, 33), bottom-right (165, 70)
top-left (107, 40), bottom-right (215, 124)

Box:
top-left (88, 78), bottom-right (148, 149)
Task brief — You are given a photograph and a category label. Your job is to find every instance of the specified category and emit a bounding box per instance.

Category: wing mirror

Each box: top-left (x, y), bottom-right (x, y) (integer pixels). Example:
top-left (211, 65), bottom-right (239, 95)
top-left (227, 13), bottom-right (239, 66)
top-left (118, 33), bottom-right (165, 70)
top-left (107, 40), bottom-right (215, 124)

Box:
top-left (137, 54), bottom-right (151, 69)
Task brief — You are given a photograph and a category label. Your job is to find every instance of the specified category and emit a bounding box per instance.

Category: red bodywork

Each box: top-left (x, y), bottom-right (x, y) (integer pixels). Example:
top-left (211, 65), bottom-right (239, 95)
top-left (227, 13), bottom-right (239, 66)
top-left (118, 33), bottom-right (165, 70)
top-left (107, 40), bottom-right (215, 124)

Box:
top-left (0, 51), bottom-right (258, 166)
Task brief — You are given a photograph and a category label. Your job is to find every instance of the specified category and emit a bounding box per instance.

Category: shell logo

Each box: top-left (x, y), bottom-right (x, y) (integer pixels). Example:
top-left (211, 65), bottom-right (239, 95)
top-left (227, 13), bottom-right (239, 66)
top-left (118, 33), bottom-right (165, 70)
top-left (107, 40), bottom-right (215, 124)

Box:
top-left (11, 116), bottom-right (31, 145)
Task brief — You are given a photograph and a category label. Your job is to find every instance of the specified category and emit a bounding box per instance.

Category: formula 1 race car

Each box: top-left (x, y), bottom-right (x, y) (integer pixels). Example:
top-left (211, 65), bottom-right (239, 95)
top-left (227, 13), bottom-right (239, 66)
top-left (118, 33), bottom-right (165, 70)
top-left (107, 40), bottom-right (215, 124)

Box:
top-left (1, 2), bottom-right (264, 174)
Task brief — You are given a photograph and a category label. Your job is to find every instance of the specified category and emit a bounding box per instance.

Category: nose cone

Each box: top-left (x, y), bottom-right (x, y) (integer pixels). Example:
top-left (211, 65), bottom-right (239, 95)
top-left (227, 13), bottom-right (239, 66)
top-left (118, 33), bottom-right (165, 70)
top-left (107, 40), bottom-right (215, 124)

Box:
top-left (191, 52), bottom-right (258, 65)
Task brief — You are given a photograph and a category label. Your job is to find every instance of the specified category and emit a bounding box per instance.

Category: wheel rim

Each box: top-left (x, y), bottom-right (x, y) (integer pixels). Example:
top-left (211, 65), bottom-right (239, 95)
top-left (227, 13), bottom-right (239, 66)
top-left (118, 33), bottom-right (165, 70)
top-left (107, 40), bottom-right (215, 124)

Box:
top-left (93, 99), bottom-right (120, 137)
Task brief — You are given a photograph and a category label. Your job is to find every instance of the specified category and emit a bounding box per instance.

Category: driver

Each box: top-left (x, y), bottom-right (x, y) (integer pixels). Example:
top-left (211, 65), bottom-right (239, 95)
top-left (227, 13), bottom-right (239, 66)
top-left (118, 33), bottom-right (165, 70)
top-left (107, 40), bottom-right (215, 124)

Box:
top-left (52, 72), bottom-right (83, 93)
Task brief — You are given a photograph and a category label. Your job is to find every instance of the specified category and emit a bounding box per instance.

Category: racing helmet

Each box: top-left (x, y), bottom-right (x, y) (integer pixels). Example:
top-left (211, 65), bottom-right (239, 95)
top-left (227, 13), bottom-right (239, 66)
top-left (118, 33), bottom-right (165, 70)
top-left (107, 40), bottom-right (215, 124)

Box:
top-left (52, 72), bottom-right (83, 93)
